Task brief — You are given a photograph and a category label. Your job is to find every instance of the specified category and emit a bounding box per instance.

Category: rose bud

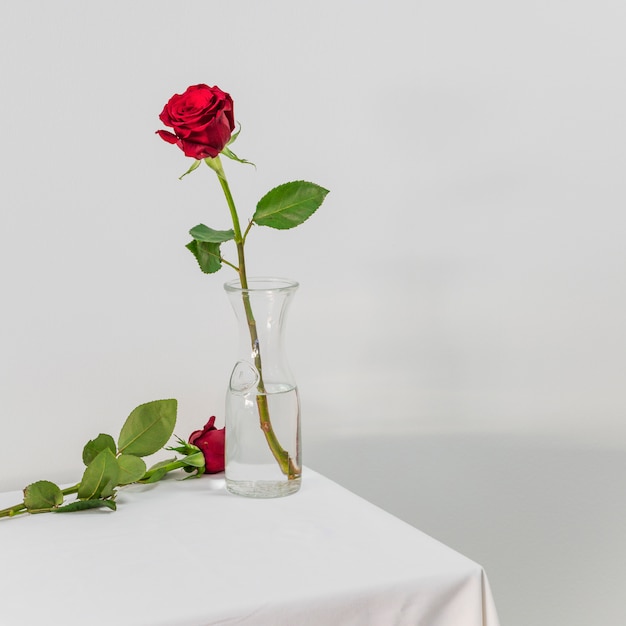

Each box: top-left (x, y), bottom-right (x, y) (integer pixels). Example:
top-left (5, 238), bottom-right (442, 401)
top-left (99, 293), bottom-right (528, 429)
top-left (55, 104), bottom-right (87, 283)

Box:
top-left (156, 84), bottom-right (235, 159)
top-left (188, 416), bottom-right (225, 473)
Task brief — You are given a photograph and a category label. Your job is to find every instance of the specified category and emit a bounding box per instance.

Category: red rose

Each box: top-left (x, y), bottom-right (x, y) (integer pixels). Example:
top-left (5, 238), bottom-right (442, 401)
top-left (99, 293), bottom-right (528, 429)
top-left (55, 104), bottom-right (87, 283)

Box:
top-left (189, 416), bottom-right (225, 473)
top-left (156, 84), bottom-right (235, 159)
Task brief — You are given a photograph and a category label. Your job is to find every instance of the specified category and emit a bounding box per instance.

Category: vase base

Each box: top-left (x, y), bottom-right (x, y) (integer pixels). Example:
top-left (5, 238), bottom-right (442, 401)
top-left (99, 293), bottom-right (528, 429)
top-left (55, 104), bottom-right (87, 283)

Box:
top-left (226, 477), bottom-right (301, 498)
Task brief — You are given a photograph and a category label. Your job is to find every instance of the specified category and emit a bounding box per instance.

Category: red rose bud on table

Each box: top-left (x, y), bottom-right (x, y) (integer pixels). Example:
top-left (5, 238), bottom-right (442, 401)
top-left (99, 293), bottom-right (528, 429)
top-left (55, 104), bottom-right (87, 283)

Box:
top-left (156, 84), bottom-right (235, 159)
top-left (189, 416), bottom-right (225, 473)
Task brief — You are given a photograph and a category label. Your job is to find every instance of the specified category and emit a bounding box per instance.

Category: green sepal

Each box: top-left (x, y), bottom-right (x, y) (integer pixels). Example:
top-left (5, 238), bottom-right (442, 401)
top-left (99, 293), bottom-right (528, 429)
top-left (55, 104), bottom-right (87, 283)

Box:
top-left (182, 451), bottom-right (205, 468)
top-left (227, 123), bottom-right (241, 145)
top-left (55, 499), bottom-right (116, 513)
top-left (221, 145), bottom-right (255, 168)
top-left (189, 224), bottom-right (235, 243)
top-left (23, 480), bottom-right (64, 512)
top-left (167, 436), bottom-right (200, 456)
top-left (117, 399), bottom-right (177, 457)
top-left (82, 433), bottom-right (116, 466)
top-left (186, 240), bottom-right (223, 274)
top-left (253, 181), bottom-right (329, 230)
top-left (116, 454), bottom-right (147, 485)
top-left (179, 159), bottom-right (201, 180)
top-left (78, 449), bottom-right (119, 500)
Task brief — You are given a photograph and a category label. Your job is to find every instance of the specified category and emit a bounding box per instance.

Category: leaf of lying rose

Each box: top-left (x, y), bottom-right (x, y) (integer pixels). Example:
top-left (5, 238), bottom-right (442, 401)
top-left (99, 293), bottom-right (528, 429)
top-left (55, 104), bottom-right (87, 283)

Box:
top-left (117, 399), bottom-right (177, 457)
top-left (186, 240), bottom-right (223, 274)
top-left (78, 449), bottom-right (119, 500)
top-left (55, 499), bottom-right (117, 513)
top-left (82, 433), bottom-right (116, 466)
top-left (116, 454), bottom-right (147, 485)
top-left (23, 480), bottom-right (64, 512)
top-left (139, 457), bottom-right (177, 484)
top-left (253, 181), bottom-right (329, 230)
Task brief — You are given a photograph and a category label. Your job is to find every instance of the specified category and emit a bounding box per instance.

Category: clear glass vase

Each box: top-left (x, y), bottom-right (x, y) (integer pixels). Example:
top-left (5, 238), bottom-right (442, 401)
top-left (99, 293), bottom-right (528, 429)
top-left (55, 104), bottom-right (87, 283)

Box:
top-left (224, 277), bottom-right (301, 498)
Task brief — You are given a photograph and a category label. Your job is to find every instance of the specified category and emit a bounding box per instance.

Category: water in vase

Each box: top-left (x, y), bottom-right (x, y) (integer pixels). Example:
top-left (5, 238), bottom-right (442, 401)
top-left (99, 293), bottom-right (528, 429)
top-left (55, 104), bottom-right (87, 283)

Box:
top-left (225, 382), bottom-right (301, 498)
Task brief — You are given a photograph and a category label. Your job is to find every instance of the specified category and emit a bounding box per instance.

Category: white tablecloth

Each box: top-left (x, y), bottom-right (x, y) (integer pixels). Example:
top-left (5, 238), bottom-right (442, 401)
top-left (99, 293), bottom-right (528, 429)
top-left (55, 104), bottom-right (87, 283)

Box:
top-left (0, 468), bottom-right (499, 625)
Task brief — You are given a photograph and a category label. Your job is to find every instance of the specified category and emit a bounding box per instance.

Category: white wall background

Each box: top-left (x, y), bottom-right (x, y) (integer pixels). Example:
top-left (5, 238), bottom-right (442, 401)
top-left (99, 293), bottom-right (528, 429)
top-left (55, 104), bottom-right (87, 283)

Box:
top-left (1, 2), bottom-right (625, 625)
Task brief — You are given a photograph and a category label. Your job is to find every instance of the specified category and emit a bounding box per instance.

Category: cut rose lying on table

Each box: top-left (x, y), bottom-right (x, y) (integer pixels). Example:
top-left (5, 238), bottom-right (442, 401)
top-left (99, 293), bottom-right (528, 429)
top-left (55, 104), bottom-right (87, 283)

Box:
top-left (0, 399), bottom-right (225, 519)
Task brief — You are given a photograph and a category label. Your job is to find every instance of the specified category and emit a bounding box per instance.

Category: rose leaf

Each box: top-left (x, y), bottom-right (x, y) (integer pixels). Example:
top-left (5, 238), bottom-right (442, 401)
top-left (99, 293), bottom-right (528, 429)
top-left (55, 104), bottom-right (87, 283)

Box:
top-left (139, 457), bottom-right (177, 484)
top-left (55, 499), bottom-right (116, 513)
top-left (116, 454), bottom-right (147, 485)
top-left (186, 240), bottom-right (223, 274)
top-left (189, 224), bottom-right (235, 243)
top-left (117, 399), bottom-right (177, 457)
top-left (77, 449), bottom-right (120, 500)
top-left (139, 469), bottom-right (168, 484)
top-left (253, 181), bottom-right (329, 230)
top-left (23, 480), bottom-right (64, 512)
top-left (82, 433), bottom-right (117, 466)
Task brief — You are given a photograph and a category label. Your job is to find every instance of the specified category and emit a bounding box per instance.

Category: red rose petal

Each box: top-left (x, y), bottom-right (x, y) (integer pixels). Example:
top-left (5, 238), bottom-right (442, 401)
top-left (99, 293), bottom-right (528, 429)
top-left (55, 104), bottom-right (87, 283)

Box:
top-left (155, 129), bottom-right (179, 145)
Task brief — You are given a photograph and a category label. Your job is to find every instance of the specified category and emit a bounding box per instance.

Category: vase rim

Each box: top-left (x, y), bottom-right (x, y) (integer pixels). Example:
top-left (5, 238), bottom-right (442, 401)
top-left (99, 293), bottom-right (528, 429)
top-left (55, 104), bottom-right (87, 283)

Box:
top-left (223, 276), bottom-right (299, 293)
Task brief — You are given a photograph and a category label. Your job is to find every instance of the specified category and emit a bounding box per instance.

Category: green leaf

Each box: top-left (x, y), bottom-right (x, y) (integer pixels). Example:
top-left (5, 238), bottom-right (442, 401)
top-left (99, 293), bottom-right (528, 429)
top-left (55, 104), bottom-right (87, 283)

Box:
top-left (253, 181), bottom-right (329, 230)
top-left (146, 457), bottom-right (177, 471)
top-left (179, 159), bottom-right (201, 180)
top-left (139, 470), bottom-right (168, 484)
top-left (139, 457), bottom-right (177, 484)
top-left (23, 480), bottom-right (64, 512)
top-left (82, 433), bottom-right (116, 466)
top-left (78, 449), bottom-right (120, 500)
top-left (55, 499), bottom-right (117, 513)
top-left (117, 399), bottom-right (178, 457)
top-left (186, 240), bottom-right (223, 274)
top-left (116, 454), bottom-right (147, 485)
top-left (189, 224), bottom-right (235, 243)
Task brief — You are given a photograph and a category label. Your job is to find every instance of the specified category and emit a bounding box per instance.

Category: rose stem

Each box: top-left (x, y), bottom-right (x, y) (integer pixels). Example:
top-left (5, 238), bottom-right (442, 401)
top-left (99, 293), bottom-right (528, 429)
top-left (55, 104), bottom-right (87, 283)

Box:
top-left (0, 503), bottom-right (26, 518)
top-left (210, 156), bottom-right (299, 479)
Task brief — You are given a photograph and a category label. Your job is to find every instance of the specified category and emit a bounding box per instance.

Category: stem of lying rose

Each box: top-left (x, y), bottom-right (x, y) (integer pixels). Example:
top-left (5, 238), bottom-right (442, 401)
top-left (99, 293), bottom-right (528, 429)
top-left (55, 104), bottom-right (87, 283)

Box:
top-left (0, 503), bottom-right (27, 518)
top-left (0, 460), bottom-right (201, 518)
top-left (211, 156), bottom-right (299, 479)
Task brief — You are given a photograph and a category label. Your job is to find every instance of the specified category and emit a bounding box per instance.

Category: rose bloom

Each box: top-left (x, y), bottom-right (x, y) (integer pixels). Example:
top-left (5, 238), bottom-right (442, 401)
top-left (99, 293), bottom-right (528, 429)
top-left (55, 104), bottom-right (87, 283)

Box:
top-left (189, 416), bottom-right (225, 473)
top-left (156, 84), bottom-right (235, 159)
